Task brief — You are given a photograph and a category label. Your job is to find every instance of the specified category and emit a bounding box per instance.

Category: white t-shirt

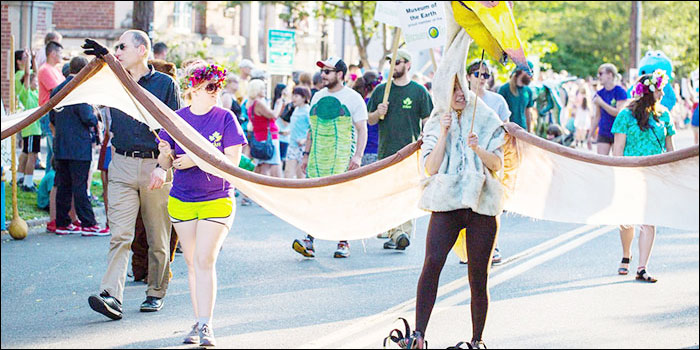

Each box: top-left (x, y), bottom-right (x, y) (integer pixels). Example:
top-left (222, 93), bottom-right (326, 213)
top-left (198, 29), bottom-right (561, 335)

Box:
top-left (480, 90), bottom-right (511, 122)
top-left (574, 107), bottom-right (591, 130)
top-left (310, 86), bottom-right (368, 123)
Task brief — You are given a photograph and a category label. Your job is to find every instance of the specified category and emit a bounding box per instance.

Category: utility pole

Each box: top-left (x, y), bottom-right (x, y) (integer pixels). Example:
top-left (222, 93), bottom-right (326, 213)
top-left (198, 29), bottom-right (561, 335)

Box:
top-left (629, 1), bottom-right (642, 76)
top-left (133, 1), bottom-right (155, 40)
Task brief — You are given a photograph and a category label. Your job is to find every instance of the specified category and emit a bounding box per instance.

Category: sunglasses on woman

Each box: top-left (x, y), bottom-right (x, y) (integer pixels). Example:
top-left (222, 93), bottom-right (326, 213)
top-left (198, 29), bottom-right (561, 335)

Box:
top-left (203, 83), bottom-right (219, 94)
top-left (473, 72), bottom-right (491, 79)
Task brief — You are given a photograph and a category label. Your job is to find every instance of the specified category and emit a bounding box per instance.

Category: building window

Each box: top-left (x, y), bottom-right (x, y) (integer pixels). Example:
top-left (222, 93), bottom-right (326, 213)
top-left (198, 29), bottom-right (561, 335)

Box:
top-left (173, 1), bottom-right (193, 32)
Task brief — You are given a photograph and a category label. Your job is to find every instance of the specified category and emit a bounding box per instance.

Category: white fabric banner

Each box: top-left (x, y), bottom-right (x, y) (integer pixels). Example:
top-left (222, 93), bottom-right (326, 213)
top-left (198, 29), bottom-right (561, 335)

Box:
top-left (3, 60), bottom-right (698, 238)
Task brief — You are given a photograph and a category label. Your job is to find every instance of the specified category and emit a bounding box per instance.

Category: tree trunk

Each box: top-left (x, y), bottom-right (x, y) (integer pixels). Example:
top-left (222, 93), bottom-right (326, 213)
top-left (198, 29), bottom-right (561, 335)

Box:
top-left (628, 1), bottom-right (641, 74)
top-left (132, 1), bottom-right (154, 35)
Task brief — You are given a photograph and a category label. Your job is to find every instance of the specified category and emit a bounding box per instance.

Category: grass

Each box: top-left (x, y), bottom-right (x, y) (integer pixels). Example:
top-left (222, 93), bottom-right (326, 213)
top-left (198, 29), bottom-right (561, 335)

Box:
top-left (3, 172), bottom-right (104, 222)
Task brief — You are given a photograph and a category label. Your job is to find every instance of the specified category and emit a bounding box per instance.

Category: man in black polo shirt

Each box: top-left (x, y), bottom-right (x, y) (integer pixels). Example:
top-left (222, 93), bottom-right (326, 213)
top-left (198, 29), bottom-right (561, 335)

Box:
top-left (88, 30), bottom-right (180, 320)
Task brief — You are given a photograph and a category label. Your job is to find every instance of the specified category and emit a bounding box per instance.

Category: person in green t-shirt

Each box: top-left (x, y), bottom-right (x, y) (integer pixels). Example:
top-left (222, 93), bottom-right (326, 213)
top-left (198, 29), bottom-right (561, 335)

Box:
top-left (15, 49), bottom-right (42, 192)
top-left (497, 63), bottom-right (536, 132)
top-left (367, 49), bottom-right (434, 251)
top-left (611, 71), bottom-right (675, 284)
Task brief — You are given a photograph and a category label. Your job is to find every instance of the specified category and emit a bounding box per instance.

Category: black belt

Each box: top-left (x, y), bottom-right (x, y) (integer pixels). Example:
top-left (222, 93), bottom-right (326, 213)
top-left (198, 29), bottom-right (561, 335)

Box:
top-left (115, 149), bottom-right (157, 159)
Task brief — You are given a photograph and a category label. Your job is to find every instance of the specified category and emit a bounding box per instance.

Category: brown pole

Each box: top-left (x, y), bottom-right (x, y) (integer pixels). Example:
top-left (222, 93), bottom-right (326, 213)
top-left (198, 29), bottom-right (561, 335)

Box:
top-left (380, 27), bottom-right (402, 121)
top-left (8, 35), bottom-right (28, 240)
top-left (469, 50), bottom-right (485, 135)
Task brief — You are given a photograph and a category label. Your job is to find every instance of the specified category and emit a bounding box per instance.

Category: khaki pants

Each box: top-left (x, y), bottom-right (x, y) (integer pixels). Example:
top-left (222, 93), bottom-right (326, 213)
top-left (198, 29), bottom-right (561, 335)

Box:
top-left (387, 219), bottom-right (415, 241)
top-left (100, 152), bottom-right (172, 302)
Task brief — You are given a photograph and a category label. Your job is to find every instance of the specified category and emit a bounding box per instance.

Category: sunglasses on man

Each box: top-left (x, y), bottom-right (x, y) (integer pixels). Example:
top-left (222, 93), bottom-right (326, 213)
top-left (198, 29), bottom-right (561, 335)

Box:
top-left (114, 43), bottom-right (130, 51)
top-left (320, 68), bottom-right (337, 75)
top-left (473, 72), bottom-right (491, 80)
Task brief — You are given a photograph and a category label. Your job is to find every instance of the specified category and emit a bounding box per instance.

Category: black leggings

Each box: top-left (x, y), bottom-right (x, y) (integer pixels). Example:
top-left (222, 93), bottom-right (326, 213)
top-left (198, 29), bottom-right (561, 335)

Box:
top-left (415, 209), bottom-right (497, 342)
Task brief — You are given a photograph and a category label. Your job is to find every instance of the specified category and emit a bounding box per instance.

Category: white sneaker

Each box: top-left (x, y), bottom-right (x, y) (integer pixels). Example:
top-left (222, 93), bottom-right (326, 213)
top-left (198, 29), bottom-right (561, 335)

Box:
top-left (183, 322), bottom-right (199, 344)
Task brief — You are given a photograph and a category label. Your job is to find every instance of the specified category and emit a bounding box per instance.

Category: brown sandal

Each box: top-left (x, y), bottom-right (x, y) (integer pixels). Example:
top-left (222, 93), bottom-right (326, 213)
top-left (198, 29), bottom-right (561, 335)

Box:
top-left (618, 257), bottom-right (631, 275)
top-left (635, 269), bottom-right (657, 283)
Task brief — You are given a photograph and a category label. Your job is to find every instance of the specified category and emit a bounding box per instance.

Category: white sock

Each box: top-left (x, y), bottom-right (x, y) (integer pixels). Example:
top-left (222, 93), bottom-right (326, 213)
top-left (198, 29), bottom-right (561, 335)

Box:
top-left (23, 174), bottom-right (33, 187)
top-left (17, 172), bottom-right (24, 180)
top-left (198, 317), bottom-right (211, 327)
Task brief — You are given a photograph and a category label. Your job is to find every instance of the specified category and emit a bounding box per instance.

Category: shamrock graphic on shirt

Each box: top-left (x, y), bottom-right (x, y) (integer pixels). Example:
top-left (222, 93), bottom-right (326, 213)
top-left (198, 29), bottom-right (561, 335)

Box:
top-left (611, 98), bottom-right (617, 107)
top-left (209, 131), bottom-right (222, 148)
top-left (402, 97), bottom-right (413, 109)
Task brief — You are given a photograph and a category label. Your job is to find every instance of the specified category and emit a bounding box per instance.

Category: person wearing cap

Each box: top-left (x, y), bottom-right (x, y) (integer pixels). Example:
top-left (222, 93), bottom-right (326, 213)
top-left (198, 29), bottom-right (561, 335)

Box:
top-left (367, 49), bottom-right (434, 251)
top-left (292, 57), bottom-right (368, 259)
top-left (497, 61), bottom-right (536, 132)
top-left (235, 58), bottom-right (255, 104)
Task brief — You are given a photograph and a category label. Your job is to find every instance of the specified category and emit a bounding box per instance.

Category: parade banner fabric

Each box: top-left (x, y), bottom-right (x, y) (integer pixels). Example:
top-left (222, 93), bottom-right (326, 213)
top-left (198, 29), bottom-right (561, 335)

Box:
top-left (2, 57), bottom-right (697, 237)
top-left (2, 1), bottom-right (697, 239)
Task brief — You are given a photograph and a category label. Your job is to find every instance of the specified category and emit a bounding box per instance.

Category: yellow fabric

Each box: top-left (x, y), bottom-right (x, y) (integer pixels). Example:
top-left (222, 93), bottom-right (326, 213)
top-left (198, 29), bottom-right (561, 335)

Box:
top-left (453, 228), bottom-right (469, 262)
top-left (452, 1), bottom-right (526, 66)
top-left (167, 196), bottom-right (234, 221)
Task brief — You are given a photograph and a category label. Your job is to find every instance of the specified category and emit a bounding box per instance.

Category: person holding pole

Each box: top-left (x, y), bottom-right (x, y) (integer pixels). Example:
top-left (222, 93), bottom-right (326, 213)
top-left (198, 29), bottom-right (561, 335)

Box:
top-left (465, 59), bottom-right (511, 264)
top-left (367, 49), bottom-right (433, 250)
top-left (87, 30), bottom-right (181, 320)
top-left (396, 77), bottom-right (505, 349)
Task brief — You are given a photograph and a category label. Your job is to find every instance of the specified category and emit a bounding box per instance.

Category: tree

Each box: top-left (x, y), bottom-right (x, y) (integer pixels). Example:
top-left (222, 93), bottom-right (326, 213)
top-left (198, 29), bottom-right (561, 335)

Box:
top-left (132, 1), bottom-right (154, 36)
top-left (509, 1), bottom-right (699, 79)
top-left (228, 1), bottom-right (391, 69)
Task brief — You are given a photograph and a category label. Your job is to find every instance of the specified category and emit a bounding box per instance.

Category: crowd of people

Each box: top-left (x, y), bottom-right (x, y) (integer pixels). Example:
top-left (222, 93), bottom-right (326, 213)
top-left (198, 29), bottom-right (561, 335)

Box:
top-left (7, 27), bottom-right (698, 349)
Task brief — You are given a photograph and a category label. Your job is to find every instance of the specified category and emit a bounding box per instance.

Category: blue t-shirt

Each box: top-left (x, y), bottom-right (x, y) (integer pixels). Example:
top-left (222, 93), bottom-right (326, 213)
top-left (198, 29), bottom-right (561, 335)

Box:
top-left (691, 104), bottom-right (699, 127)
top-left (596, 85), bottom-right (628, 139)
top-left (159, 106), bottom-right (247, 202)
top-left (289, 104), bottom-right (311, 146)
top-left (365, 123), bottom-right (379, 155)
top-left (276, 117), bottom-right (291, 143)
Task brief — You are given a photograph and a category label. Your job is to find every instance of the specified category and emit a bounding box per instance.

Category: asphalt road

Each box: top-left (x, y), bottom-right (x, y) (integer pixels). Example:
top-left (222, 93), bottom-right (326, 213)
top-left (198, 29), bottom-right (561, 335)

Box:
top-left (1, 204), bottom-right (698, 349)
top-left (2, 128), bottom-right (698, 348)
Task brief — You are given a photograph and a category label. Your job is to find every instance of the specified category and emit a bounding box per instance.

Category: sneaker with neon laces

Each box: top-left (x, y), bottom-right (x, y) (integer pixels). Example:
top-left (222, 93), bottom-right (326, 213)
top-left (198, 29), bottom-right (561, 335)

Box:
top-left (292, 237), bottom-right (315, 258)
top-left (82, 225), bottom-right (111, 237)
top-left (334, 241), bottom-right (350, 258)
top-left (56, 223), bottom-right (81, 235)
top-left (46, 220), bottom-right (57, 233)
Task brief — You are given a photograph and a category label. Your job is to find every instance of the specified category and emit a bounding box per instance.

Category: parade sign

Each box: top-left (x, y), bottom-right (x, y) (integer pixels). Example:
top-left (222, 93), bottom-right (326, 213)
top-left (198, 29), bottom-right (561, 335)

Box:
top-left (267, 29), bottom-right (295, 75)
top-left (397, 2), bottom-right (447, 51)
top-left (373, 2), bottom-right (401, 27)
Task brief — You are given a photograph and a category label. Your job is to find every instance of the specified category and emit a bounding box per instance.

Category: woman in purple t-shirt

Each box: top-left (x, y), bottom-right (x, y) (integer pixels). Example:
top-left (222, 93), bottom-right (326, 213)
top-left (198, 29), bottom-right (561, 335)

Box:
top-left (588, 63), bottom-right (629, 155)
top-left (157, 63), bottom-right (247, 347)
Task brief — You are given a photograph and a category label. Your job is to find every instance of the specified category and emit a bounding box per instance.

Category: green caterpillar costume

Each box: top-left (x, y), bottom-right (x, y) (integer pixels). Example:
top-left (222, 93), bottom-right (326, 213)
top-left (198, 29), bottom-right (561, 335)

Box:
top-left (307, 96), bottom-right (356, 178)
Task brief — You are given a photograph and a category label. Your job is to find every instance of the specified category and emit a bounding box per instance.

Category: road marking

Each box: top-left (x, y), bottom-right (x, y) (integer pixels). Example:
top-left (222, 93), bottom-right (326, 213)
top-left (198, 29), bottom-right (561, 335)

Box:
top-left (298, 224), bottom-right (606, 349)
top-left (438, 225), bottom-right (614, 307)
top-left (310, 266), bottom-right (419, 279)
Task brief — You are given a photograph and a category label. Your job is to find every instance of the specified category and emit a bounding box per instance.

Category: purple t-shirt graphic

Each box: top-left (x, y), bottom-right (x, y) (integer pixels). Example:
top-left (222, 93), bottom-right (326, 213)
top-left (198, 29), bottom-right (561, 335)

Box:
top-left (159, 106), bottom-right (247, 202)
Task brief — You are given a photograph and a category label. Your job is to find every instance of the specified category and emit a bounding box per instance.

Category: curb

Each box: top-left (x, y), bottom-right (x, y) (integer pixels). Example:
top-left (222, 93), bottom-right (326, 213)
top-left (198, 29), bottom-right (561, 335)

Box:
top-left (2, 206), bottom-right (106, 237)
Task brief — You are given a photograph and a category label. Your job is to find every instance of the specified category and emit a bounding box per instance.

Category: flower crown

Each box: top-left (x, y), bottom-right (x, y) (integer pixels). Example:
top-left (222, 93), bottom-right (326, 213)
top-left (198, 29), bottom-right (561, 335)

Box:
top-left (632, 69), bottom-right (669, 98)
top-left (185, 64), bottom-right (227, 90)
top-left (371, 74), bottom-right (383, 88)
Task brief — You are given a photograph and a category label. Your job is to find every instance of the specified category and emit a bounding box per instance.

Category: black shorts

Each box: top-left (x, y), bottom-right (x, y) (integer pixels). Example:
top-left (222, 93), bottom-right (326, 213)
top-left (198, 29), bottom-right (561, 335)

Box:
top-left (596, 134), bottom-right (614, 145)
top-left (22, 135), bottom-right (41, 154)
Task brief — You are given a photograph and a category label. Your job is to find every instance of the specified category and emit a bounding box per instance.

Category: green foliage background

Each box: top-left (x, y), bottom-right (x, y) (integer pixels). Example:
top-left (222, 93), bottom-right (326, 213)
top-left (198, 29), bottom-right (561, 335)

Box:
top-left (230, 1), bottom-right (699, 80)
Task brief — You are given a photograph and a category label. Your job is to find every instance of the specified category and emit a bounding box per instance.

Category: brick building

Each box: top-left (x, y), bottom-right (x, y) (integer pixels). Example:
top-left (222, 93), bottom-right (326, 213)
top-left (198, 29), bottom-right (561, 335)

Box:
top-left (2, 1), bottom-right (389, 110)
